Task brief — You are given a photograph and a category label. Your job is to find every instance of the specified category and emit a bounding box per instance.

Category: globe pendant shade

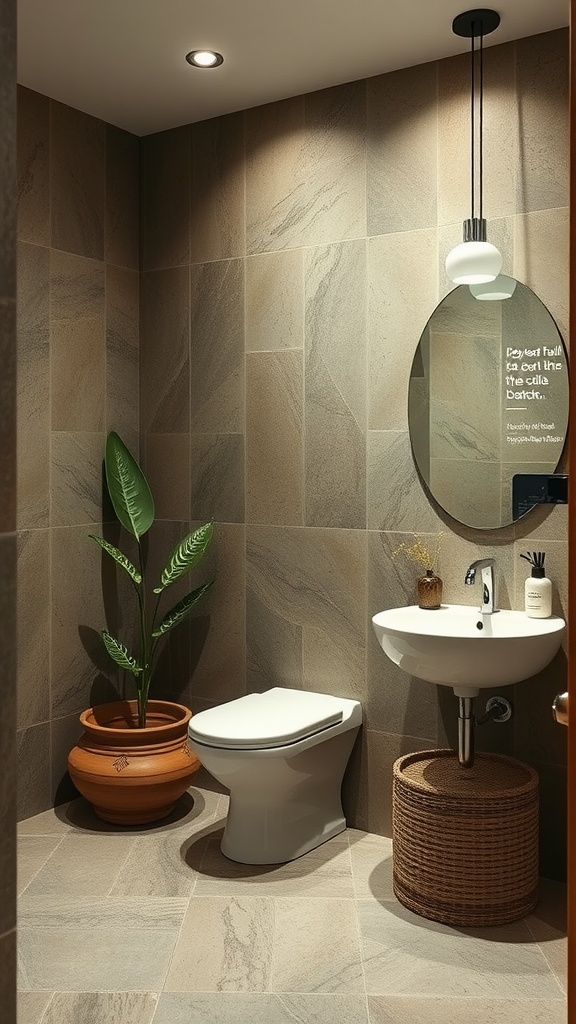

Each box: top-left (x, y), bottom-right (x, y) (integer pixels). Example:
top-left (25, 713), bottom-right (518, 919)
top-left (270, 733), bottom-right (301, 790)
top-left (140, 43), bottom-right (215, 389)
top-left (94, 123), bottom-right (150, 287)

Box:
top-left (445, 240), bottom-right (503, 285)
top-left (469, 274), bottom-right (517, 300)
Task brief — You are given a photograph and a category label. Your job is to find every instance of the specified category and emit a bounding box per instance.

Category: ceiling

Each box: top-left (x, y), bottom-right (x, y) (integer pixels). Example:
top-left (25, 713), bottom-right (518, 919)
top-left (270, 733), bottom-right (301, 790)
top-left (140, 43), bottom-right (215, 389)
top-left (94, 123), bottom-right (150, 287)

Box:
top-left (17, 0), bottom-right (569, 137)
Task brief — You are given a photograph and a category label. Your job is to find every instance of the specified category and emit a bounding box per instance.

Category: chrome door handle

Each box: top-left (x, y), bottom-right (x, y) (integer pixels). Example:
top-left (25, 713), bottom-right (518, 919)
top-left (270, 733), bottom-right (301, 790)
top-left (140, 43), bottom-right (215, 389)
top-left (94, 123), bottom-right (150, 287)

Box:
top-left (552, 691), bottom-right (569, 726)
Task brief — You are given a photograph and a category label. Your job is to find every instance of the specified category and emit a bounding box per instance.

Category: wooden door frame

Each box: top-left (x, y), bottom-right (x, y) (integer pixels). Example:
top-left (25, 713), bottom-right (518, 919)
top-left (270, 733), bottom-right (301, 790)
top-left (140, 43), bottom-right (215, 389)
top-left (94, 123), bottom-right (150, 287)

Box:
top-left (565, 4), bottom-right (569, 1019)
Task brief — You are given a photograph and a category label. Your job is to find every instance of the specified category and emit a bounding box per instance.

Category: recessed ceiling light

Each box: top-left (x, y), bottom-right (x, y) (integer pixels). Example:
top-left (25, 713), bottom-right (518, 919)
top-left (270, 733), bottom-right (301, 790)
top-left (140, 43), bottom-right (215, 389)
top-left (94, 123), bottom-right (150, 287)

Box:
top-left (185, 50), bottom-right (224, 68)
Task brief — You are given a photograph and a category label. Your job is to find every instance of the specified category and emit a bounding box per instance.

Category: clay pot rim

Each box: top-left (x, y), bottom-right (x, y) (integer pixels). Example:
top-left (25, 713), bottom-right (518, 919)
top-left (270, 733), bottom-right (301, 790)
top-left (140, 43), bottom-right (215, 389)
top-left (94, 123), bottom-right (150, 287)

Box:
top-left (80, 699), bottom-right (192, 736)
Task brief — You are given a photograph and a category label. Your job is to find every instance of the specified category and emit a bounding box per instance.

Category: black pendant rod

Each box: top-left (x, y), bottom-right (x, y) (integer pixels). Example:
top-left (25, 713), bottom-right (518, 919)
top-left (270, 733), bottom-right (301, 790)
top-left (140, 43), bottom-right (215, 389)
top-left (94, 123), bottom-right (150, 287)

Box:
top-left (452, 9), bottom-right (501, 223)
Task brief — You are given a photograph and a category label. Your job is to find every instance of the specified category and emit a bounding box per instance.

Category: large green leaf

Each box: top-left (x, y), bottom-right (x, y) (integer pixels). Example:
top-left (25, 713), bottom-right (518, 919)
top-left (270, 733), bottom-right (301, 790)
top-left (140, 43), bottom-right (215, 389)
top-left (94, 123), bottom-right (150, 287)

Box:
top-left (89, 535), bottom-right (142, 584)
top-left (154, 522), bottom-right (213, 593)
top-left (101, 631), bottom-right (143, 676)
top-left (105, 431), bottom-right (154, 540)
top-left (152, 581), bottom-right (213, 637)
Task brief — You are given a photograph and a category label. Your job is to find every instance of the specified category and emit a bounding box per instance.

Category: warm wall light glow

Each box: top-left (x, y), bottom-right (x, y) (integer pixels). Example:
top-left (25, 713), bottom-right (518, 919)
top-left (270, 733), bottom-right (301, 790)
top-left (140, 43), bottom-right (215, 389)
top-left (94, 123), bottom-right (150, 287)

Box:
top-left (185, 50), bottom-right (224, 68)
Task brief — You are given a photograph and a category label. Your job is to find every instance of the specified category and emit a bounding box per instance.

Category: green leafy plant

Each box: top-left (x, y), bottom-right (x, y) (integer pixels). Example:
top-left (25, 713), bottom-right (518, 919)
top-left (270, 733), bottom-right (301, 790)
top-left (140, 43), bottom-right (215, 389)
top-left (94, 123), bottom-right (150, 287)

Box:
top-left (90, 431), bottom-right (214, 727)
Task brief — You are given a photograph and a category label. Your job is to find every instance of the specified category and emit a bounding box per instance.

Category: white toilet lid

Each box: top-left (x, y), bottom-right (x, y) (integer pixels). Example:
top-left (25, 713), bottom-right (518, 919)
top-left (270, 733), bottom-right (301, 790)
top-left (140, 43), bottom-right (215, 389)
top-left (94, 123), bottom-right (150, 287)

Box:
top-left (188, 688), bottom-right (344, 749)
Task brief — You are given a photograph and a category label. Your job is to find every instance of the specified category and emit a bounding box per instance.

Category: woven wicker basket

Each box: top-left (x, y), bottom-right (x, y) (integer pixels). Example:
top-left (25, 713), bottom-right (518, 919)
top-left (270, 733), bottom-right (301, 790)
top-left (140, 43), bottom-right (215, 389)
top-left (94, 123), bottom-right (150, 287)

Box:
top-left (392, 749), bottom-right (539, 927)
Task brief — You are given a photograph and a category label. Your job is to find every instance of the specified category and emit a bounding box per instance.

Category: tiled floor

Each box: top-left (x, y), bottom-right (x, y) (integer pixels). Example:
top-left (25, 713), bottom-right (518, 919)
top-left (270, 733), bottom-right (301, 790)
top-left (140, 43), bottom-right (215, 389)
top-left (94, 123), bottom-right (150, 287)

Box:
top-left (17, 772), bottom-right (568, 1024)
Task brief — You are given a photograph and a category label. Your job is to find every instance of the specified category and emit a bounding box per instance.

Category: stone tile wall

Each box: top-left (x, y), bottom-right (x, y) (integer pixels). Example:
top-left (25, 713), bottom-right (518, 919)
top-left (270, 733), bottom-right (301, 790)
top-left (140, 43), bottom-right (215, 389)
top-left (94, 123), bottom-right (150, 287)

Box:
top-left (140, 29), bottom-right (569, 879)
top-left (16, 87), bottom-right (140, 819)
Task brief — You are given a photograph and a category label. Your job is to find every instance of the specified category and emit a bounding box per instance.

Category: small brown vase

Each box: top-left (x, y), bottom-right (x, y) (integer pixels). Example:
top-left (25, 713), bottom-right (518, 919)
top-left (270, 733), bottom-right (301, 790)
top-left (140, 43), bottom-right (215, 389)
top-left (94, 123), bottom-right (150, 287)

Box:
top-left (417, 570), bottom-right (443, 609)
top-left (68, 699), bottom-right (201, 825)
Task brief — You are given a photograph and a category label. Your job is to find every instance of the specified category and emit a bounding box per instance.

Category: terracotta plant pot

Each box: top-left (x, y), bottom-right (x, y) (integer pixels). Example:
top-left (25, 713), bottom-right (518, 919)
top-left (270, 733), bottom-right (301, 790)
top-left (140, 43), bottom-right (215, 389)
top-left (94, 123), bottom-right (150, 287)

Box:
top-left (68, 699), bottom-right (201, 825)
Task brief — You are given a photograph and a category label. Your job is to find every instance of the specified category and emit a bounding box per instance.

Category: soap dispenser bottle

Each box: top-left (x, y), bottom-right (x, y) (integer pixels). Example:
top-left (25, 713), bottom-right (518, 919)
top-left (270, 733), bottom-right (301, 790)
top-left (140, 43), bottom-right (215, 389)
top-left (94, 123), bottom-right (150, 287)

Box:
top-left (521, 551), bottom-right (552, 618)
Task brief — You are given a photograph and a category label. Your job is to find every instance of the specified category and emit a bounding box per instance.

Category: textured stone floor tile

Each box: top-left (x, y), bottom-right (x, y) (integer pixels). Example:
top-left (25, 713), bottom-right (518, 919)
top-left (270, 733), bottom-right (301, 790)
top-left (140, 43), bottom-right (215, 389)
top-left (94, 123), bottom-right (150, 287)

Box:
top-left (18, 927), bottom-right (179, 991)
top-left (17, 991), bottom-right (53, 1024)
top-left (525, 878), bottom-right (567, 992)
top-left (367, 996), bottom-right (566, 1024)
top-left (109, 832), bottom-right (202, 897)
top-left (193, 832), bottom-right (353, 898)
top-left (348, 833), bottom-right (394, 900)
top-left (17, 804), bottom-right (72, 837)
top-left (358, 899), bottom-right (564, 997)
top-left (271, 898), bottom-right (364, 993)
top-left (164, 896), bottom-right (274, 992)
top-left (41, 991), bottom-right (158, 1024)
top-left (20, 834), bottom-right (137, 897)
top-left (154, 992), bottom-right (370, 1024)
top-left (17, 836), bottom-right (63, 895)
top-left (18, 895), bottom-right (188, 930)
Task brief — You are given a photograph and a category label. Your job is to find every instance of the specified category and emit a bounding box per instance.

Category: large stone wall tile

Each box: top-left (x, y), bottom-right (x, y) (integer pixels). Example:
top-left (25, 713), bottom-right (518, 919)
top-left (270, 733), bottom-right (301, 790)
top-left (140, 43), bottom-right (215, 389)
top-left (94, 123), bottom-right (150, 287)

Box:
top-left (106, 264), bottom-right (139, 453)
top-left (429, 459), bottom-right (502, 530)
top-left (50, 100), bottom-right (105, 260)
top-left (246, 351), bottom-right (303, 526)
top-left (247, 585), bottom-right (303, 694)
top-left (189, 260), bottom-right (244, 434)
top-left (189, 522), bottom-right (246, 703)
top-left (145, 434), bottom-right (191, 522)
top-left (515, 29), bottom-right (568, 214)
top-left (16, 86), bottom-right (49, 246)
top-left (246, 525), bottom-right (366, 702)
top-left (140, 126), bottom-right (190, 270)
top-left (305, 240), bottom-right (366, 529)
top-left (367, 531), bottom-right (439, 737)
top-left (367, 63), bottom-right (437, 236)
top-left (50, 525), bottom-right (111, 719)
top-left (190, 112), bottom-right (245, 263)
top-left (438, 42), bottom-right (517, 228)
top-left (17, 530), bottom-right (50, 730)
top-left (51, 432), bottom-right (105, 528)
top-left (246, 82), bottom-right (365, 253)
top-left (105, 123), bottom-right (139, 270)
top-left (367, 430), bottom-right (443, 533)
top-left (50, 250), bottom-right (105, 432)
top-left (368, 230), bottom-right (437, 431)
top-left (50, 712), bottom-right (83, 806)
top-left (514, 208), bottom-right (569, 344)
top-left (17, 721), bottom-right (51, 821)
top-left (190, 434), bottom-right (245, 525)
top-left (140, 267), bottom-right (189, 433)
top-left (17, 241), bottom-right (49, 528)
top-left (245, 249), bottom-right (304, 353)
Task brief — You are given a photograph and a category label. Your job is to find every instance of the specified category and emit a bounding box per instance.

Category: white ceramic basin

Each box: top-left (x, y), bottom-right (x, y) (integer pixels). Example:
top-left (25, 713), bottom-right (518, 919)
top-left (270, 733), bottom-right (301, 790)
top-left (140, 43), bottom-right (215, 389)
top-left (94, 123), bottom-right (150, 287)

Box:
top-left (372, 604), bottom-right (565, 697)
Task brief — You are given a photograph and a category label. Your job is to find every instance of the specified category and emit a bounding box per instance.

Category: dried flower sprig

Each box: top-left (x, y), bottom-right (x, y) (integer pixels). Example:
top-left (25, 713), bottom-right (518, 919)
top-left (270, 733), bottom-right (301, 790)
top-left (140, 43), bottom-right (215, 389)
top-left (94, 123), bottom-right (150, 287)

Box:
top-left (392, 533), bottom-right (444, 573)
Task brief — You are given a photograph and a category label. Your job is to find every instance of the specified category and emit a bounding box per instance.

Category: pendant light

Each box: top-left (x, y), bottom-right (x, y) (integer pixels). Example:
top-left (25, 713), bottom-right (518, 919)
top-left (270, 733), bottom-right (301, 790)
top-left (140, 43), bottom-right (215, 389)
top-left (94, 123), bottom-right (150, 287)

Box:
top-left (469, 274), bottom-right (517, 300)
top-left (445, 9), bottom-right (502, 285)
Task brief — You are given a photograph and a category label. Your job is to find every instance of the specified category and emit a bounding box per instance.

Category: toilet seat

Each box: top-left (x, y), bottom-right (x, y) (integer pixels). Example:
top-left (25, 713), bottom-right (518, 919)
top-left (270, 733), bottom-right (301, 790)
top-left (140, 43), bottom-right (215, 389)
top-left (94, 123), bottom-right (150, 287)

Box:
top-left (188, 687), bottom-right (344, 749)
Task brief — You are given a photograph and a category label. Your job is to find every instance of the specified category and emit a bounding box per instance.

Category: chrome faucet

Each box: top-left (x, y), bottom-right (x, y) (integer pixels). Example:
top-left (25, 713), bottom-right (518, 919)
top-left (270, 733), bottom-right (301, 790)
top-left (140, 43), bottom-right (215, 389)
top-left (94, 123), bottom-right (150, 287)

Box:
top-left (464, 558), bottom-right (497, 614)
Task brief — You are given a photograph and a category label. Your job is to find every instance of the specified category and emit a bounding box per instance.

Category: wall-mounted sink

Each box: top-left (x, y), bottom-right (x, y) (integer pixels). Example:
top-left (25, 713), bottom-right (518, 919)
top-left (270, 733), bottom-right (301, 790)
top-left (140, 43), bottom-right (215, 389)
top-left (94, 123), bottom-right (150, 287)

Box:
top-left (372, 604), bottom-right (565, 697)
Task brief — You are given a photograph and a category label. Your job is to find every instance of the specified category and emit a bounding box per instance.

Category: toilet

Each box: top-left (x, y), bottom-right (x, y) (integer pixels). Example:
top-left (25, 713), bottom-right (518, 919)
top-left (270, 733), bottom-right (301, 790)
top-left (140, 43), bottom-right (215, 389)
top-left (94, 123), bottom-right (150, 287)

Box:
top-left (188, 687), bottom-right (362, 864)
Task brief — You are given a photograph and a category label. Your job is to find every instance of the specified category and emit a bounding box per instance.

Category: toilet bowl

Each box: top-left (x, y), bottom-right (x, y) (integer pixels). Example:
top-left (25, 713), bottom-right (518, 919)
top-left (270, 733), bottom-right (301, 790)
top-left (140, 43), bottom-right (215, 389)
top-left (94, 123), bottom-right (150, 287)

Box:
top-left (188, 687), bottom-right (362, 864)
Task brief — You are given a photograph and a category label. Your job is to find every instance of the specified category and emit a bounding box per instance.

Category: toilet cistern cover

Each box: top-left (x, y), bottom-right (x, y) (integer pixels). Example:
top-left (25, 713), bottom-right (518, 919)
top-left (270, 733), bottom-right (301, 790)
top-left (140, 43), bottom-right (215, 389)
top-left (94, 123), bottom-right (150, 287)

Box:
top-left (187, 688), bottom-right (345, 749)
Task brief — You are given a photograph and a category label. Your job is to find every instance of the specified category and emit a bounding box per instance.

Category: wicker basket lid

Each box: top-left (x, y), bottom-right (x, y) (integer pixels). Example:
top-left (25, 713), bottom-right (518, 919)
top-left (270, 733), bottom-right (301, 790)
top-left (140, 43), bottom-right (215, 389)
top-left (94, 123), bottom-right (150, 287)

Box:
top-left (394, 749), bottom-right (538, 798)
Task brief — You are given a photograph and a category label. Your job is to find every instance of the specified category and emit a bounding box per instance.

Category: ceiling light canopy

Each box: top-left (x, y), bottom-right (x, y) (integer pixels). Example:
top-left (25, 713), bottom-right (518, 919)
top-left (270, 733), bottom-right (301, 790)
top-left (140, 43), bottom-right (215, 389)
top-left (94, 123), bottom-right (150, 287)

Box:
top-left (445, 9), bottom-right (503, 286)
top-left (185, 49), bottom-right (224, 68)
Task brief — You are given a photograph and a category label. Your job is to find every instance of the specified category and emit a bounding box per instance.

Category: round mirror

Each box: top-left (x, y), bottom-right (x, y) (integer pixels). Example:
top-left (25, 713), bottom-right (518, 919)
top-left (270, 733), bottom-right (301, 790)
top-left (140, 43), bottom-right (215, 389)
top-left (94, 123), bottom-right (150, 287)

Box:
top-left (408, 280), bottom-right (569, 530)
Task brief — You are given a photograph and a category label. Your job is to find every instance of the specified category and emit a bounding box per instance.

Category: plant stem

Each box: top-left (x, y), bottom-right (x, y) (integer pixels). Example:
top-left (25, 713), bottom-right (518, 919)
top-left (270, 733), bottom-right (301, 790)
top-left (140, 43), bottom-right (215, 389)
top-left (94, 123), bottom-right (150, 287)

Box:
top-left (137, 539), bottom-right (149, 728)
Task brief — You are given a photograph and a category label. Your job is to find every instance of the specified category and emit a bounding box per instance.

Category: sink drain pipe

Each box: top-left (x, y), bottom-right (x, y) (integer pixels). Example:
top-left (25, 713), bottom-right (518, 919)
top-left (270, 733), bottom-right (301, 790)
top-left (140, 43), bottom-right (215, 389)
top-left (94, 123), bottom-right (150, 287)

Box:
top-left (458, 696), bottom-right (512, 767)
